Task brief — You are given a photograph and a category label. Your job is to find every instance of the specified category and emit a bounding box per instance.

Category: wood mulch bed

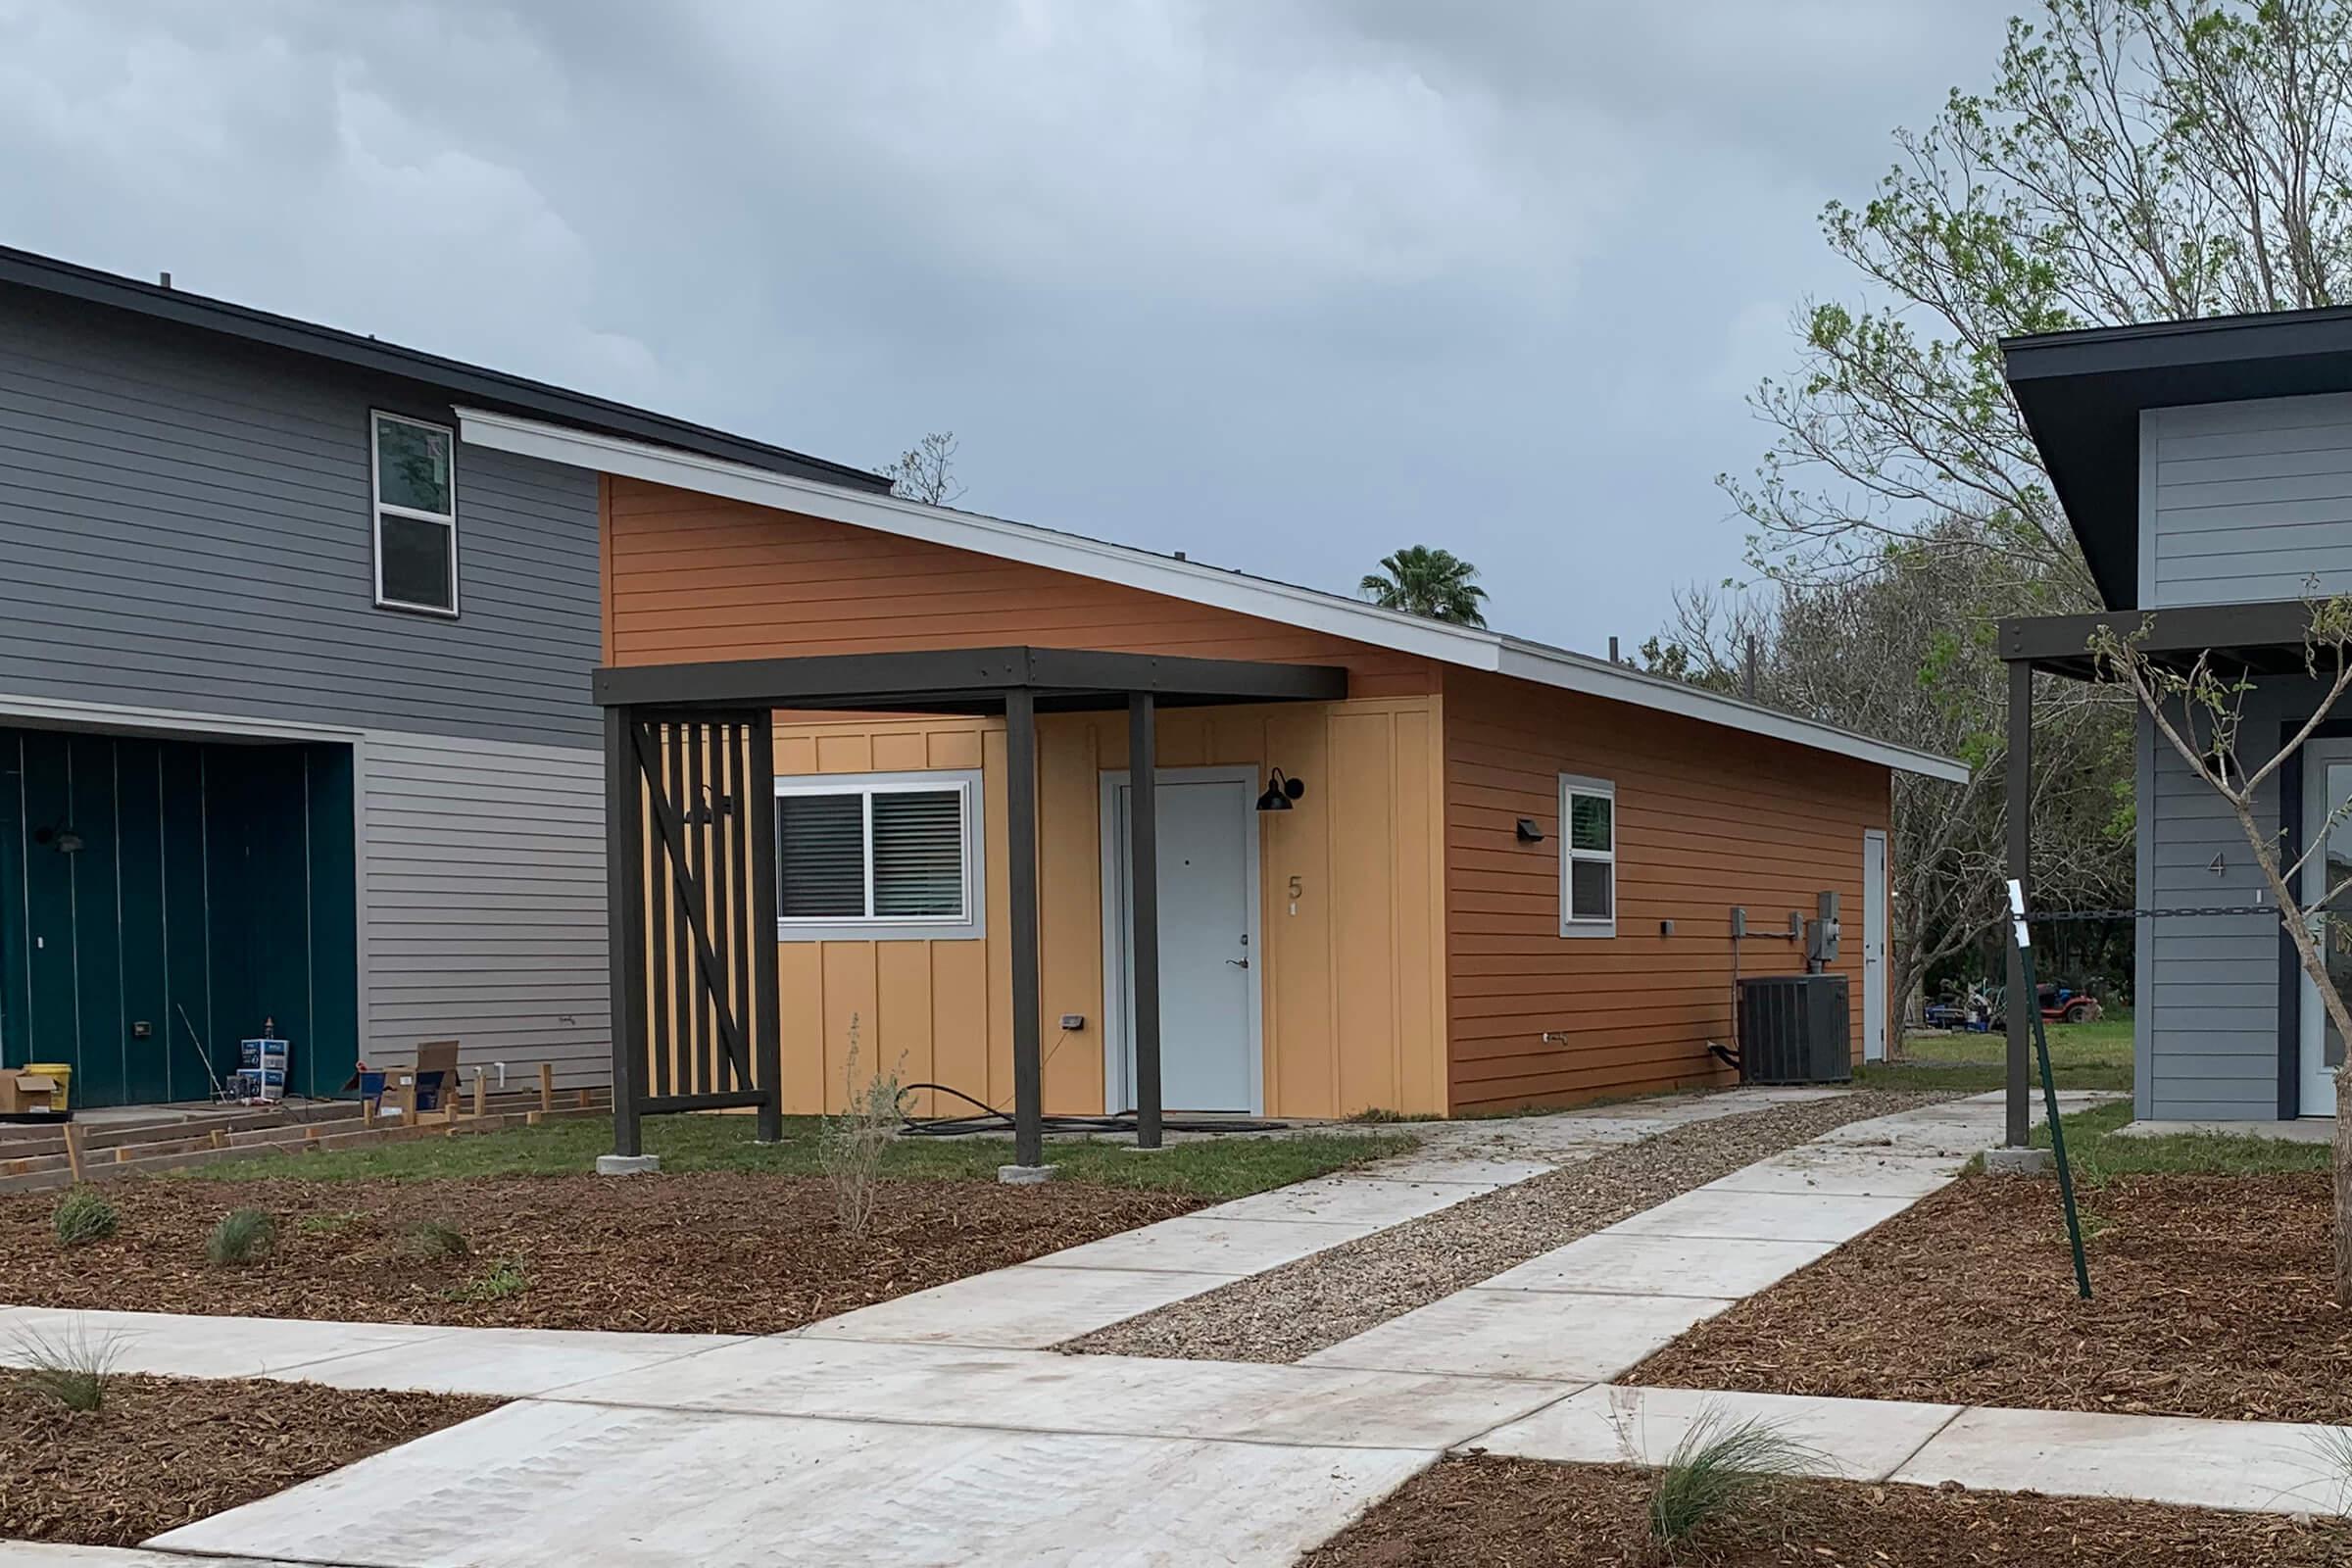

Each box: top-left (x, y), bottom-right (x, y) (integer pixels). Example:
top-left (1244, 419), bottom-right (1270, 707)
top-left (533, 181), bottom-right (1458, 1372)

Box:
top-left (0, 1174), bottom-right (1200, 1333)
top-left (1298, 1455), bottom-right (2352, 1567)
top-left (1632, 1171), bottom-right (2352, 1423)
top-left (0, 1370), bottom-right (493, 1547)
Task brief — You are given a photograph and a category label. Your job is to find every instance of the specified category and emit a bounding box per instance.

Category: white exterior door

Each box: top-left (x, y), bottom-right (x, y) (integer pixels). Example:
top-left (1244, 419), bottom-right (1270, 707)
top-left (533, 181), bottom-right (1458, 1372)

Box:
top-left (1862, 829), bottom-right (1888, 1062)
top-left (1103, 769), bottom-right (1260, 1112)
top-left (2300, 740), bottom-right (2352, 1116)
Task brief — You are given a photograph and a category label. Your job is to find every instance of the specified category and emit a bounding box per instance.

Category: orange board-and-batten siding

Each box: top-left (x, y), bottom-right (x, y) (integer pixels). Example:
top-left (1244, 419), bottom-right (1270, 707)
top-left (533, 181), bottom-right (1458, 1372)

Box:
top-left (1441, 668), bottom-right (1887, 1113)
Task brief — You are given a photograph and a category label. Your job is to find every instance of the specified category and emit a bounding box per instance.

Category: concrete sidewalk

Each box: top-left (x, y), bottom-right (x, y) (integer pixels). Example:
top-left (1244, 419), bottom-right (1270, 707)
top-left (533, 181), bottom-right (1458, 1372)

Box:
top-left (24, 1088), bottom-right (2289, 1568)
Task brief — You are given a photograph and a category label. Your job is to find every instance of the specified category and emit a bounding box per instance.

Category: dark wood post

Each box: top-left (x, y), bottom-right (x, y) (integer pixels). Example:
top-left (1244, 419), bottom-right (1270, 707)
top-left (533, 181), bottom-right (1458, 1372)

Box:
top-left (605, 706), bottom-right (649, 1157)
top-left (1128, 691), bottom-right (1163, 1150)
top-left (2005, 658), bottom-right (2034, 1148)
top-left (1005, 687), bottom-right (1046, 1169)
top-left (748, 710), bottom-right (783, 1142)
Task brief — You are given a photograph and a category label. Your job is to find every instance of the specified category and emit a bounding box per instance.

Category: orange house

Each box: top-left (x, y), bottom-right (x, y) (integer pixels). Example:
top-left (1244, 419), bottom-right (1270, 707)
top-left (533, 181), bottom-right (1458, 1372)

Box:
top-left (466, 409), bottom-right (1964, 1131)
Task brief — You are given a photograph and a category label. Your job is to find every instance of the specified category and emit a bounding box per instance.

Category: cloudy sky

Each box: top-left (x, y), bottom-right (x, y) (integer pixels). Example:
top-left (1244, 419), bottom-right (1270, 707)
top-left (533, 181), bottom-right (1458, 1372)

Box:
top-left (1, 1), bottom-right (2015, 652)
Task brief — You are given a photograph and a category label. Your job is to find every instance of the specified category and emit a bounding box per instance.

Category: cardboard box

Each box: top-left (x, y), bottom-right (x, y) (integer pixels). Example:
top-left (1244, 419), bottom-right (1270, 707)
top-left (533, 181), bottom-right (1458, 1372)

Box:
top-left (0, 1069), bottom-right (63, 1117)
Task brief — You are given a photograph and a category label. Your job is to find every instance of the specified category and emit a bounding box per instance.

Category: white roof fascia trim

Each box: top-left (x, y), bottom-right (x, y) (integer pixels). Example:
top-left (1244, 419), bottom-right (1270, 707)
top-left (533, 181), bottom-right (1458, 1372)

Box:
top-left (463, 407), bottom-right (1969, 784)
top-left (459, 407), bottom-right (1502, 672)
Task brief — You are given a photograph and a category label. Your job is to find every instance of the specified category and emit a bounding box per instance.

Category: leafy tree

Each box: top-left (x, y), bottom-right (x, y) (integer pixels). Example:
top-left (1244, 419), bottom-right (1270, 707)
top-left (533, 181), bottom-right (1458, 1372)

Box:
top-left (1359, 546), bottom-right (1490, 627)
top-left (1698, 0), bottom-right (2352, 1032)
top-left (883, 431), bottom-right (964, 506)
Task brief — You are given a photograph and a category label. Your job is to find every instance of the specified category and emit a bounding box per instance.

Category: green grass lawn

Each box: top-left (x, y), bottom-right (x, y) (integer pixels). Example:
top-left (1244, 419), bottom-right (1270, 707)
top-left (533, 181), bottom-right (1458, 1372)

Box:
top-left (1858, 1017), bottom-right (2134, 1094)
top-left (2029, 1099), bottom-right (2329, 1183)
top-left (170, 1112), bottom-right (1418, 1199)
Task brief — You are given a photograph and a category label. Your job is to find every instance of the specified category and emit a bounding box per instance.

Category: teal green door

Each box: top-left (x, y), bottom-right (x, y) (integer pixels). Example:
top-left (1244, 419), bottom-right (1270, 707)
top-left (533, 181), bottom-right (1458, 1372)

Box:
top-left (0, 727), bottom-right (358, 1107)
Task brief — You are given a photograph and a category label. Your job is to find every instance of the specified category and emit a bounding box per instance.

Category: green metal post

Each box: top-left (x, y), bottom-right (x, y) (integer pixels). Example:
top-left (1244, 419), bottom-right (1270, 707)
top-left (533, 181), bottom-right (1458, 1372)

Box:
top-left (2009, 878), bottom-right (2091, 1300)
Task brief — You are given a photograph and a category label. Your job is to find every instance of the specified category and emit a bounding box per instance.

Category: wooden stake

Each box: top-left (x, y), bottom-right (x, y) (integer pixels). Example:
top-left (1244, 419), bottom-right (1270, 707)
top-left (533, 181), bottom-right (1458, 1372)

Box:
top-left (539, 1061), bottom-right (555, 1113)
top-left (472, 1071), bottom-right (487, 1120)
top-left (114, 1145), bottom-right (130, 1164)
top-left (577, 1089), bottom-right (591, 1109)
top-left (526, 1109), bottom-right (543, 1126)
top-left (62, 1123), bottom-right (85, 1185)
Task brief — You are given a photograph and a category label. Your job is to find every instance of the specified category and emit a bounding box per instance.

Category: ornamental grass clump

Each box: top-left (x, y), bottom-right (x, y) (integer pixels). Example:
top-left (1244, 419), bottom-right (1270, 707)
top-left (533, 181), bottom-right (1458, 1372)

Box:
top-left (51, 1188), bottom-right (119, 1249)
top-left (205, 1206), bottom-right (276, 1267)
top-left (1648, 1408), bottom-right (1823, 1547)
top-left (10, 1323), bottom-right (121, 1413)
top-left (818, 1014), bottom-right (905, 1239)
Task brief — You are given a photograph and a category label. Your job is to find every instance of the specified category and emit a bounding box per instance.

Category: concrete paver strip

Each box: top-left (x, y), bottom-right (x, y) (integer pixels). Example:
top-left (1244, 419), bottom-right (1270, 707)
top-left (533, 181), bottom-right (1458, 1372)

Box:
top-left (1476, 1384), bottom-right (1966, 1481)
top-left (1606, 1187), bottom-right (1920, 1243)
top-left (1021, 1213), bottom-right (1391, 1276)
top-left (1208, 1173), bottom-right (1505, 1225)
top-left (1893, 1403), bottom-right (2352, 1516)
top-left (792, 1262), bottom-right (1231, 1349)
top-left (148, 1399), bottom-right (1439, 1568)
top-left (0, 1306), bottom-right (466, 1382)
top-left (550, 1336), bottom-right (1581, 1449)
top-left (1479, 1231), bottom-right (1839, 1298)
top-left (1299, 1288), bottom-right (1730, 1383)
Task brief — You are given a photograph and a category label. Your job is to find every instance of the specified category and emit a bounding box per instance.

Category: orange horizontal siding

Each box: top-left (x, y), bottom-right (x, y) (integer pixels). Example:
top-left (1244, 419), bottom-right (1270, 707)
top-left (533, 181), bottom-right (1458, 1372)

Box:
top-left (603, 477), bottom-right (1437, 698)
top-left (1442, 667), bottom-right (1889, 1114)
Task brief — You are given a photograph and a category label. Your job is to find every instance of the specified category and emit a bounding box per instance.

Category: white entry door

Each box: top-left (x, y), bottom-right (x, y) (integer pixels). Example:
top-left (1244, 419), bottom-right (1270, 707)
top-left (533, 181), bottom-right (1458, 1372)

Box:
top-left (1862, 829), bottom-right (1888, 1061)
top-left (2301, 740), bottom-right (2352, 1115)
top-left (1102, 769), bottom-right (1260, 1113)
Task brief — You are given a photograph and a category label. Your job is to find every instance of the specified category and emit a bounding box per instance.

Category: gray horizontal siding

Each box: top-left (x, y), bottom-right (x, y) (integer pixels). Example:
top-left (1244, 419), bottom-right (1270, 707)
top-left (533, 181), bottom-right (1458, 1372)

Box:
top-left (361, 729), bottom-right (608, 1091)
top-left (0, 291), bottom-right (602, 747)
top-left (2147, 393), bottom-right (2352, 608)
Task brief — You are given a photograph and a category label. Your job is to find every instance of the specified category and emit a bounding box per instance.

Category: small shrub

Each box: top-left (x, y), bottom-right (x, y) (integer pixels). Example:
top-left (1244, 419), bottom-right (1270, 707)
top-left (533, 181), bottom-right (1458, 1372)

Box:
top-left (298, 1211), bottom-right (360, 1236)
top-left (818, 1014), bottom-right (904, 1239)
top-left (10, 1323), bottom-right (121, 1412)
top-left (406, 1221), bottom-right (470, 1260)
top-left (442, 1256), bottom-right (530, 1302)
top-left (51, 1189), bottom-right (120, 1249)
top-left (205, 1206), bottom-right (276, 1266)
top-left (1648, 1408), bottom-right (1824, 1546)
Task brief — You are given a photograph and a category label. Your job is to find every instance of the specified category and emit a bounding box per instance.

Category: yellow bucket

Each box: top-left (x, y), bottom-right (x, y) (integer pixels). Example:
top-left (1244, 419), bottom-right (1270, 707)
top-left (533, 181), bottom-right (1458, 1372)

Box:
top-left (24, 1063), bottom-right (70, 1111)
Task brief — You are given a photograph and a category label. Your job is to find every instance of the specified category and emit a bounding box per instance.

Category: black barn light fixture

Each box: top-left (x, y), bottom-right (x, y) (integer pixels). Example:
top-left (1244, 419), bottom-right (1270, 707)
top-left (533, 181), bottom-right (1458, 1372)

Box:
top-left (1255, 768), bottom-right (1305, 812)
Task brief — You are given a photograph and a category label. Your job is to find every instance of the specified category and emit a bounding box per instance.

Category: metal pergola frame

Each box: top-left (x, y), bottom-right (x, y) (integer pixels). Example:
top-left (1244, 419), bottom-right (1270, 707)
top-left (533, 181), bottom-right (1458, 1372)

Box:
top-left (1997, 599), bottom-right (2322, 1142)
top-left (596, 646), bottom-right (1348, 1166)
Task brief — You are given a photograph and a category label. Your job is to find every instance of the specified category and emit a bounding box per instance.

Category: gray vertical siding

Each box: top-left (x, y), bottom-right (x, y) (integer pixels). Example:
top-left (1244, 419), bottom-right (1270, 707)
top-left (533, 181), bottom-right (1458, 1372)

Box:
top-left (2147, 393), bottom-right (2352, 608)
top-left (361, 729), bottom-right (608, 1090)
top-left (2137, 678), bottom-right (2317, 1119)
top-left (0, 290), bottom-right (602, 747)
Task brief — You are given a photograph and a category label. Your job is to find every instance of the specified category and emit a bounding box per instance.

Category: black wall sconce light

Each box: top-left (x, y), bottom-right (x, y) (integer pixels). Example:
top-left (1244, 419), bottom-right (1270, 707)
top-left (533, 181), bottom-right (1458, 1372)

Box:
top-left (1515, 817), bottom-right (1545, 843)
top-left (685, 784), bottom-right (734, 826)
top-left (1255, 768), bottom-right (1305, 812)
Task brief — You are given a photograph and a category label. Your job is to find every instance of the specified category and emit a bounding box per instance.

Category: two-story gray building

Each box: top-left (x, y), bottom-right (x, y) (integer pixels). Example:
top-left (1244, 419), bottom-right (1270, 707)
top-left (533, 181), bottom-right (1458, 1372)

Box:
top-left (0, 246), bottom-right (884, 1108)
top-left (2000, 306), bottom-right (2352, 1130)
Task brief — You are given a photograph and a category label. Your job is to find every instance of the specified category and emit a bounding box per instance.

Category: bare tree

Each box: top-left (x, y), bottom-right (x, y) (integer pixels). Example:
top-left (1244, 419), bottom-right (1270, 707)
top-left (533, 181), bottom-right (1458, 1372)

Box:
top-left (2089, 594), bottom-right (2352, 1300)
top-left (1651, 544), bottom-right (2132, 1049)
top-left (884, 431), bottom-right (964, 507)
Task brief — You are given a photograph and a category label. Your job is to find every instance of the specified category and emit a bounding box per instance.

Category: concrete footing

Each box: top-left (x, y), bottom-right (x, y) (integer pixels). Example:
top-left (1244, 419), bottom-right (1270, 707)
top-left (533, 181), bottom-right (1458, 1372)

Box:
top-left (1980, 1146), bottom-right (2051, 1176)
top-left (595, 1153), bottom-right (662, 1176)
top-left (998, 1163), bottom-right (1058, 1185)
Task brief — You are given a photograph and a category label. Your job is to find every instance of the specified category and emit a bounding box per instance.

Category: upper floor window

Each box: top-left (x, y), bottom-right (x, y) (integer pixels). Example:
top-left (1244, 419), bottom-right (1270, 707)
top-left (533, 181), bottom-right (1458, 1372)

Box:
top-left (774, 770), bottom-right (985, 941)
top-left (1558, 773), bottom-right (1616, 938)
top-left (371, 412), bottom-right (458, 615)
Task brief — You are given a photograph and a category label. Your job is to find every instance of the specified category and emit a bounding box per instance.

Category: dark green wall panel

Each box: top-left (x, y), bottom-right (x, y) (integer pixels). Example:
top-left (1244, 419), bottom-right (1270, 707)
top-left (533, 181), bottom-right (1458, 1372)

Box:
top-left (0, 726), bottom-right (357, 1107)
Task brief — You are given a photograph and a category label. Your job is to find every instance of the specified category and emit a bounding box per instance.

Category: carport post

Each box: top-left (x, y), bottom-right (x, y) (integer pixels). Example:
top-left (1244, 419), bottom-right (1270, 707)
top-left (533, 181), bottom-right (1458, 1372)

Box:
top-left (1128, 691), bottom-right (1163, 1150)
top-left (748, 709), bottom-right (784, 1143)
top-left (605, 705), bottom-right (648, 1158)
top-left (2004, 659), bottom-right (2033, 1148)
top-left (1005, 687), bottom-right (1046, 1169)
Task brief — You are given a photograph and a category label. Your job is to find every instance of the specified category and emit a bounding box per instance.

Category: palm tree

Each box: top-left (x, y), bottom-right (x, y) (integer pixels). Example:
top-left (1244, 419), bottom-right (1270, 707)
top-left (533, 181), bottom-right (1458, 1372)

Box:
top-left (1358, 546), bottom-right (1490, 627)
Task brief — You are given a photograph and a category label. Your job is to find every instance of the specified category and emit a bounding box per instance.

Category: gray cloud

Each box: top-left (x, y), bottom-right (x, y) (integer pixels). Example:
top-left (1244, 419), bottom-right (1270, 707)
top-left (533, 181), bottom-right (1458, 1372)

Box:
top-left (0, 0), bottom-right (2014, 649)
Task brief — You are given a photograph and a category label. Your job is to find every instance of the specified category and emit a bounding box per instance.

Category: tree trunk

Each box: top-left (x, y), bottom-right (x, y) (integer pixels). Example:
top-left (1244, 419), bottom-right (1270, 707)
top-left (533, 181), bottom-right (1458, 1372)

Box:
top-left (2339, 1060), bottom-right (2352, 1307)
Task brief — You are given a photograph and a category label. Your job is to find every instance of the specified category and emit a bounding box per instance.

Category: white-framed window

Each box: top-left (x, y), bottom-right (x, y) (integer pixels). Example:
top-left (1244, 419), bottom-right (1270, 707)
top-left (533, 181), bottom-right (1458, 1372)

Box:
top-left (774, 769), bottom-right (985, 941)
top-left (370, 411), bottom-right (459, 615)
top-left (1558, 773), bottom-right (1616, 938)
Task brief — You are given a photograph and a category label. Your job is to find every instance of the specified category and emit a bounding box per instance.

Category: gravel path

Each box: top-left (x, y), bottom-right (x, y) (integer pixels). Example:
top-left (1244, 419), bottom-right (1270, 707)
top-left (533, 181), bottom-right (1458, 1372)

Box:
top-left (1062, 1089), bottom-right (1950, 1364)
